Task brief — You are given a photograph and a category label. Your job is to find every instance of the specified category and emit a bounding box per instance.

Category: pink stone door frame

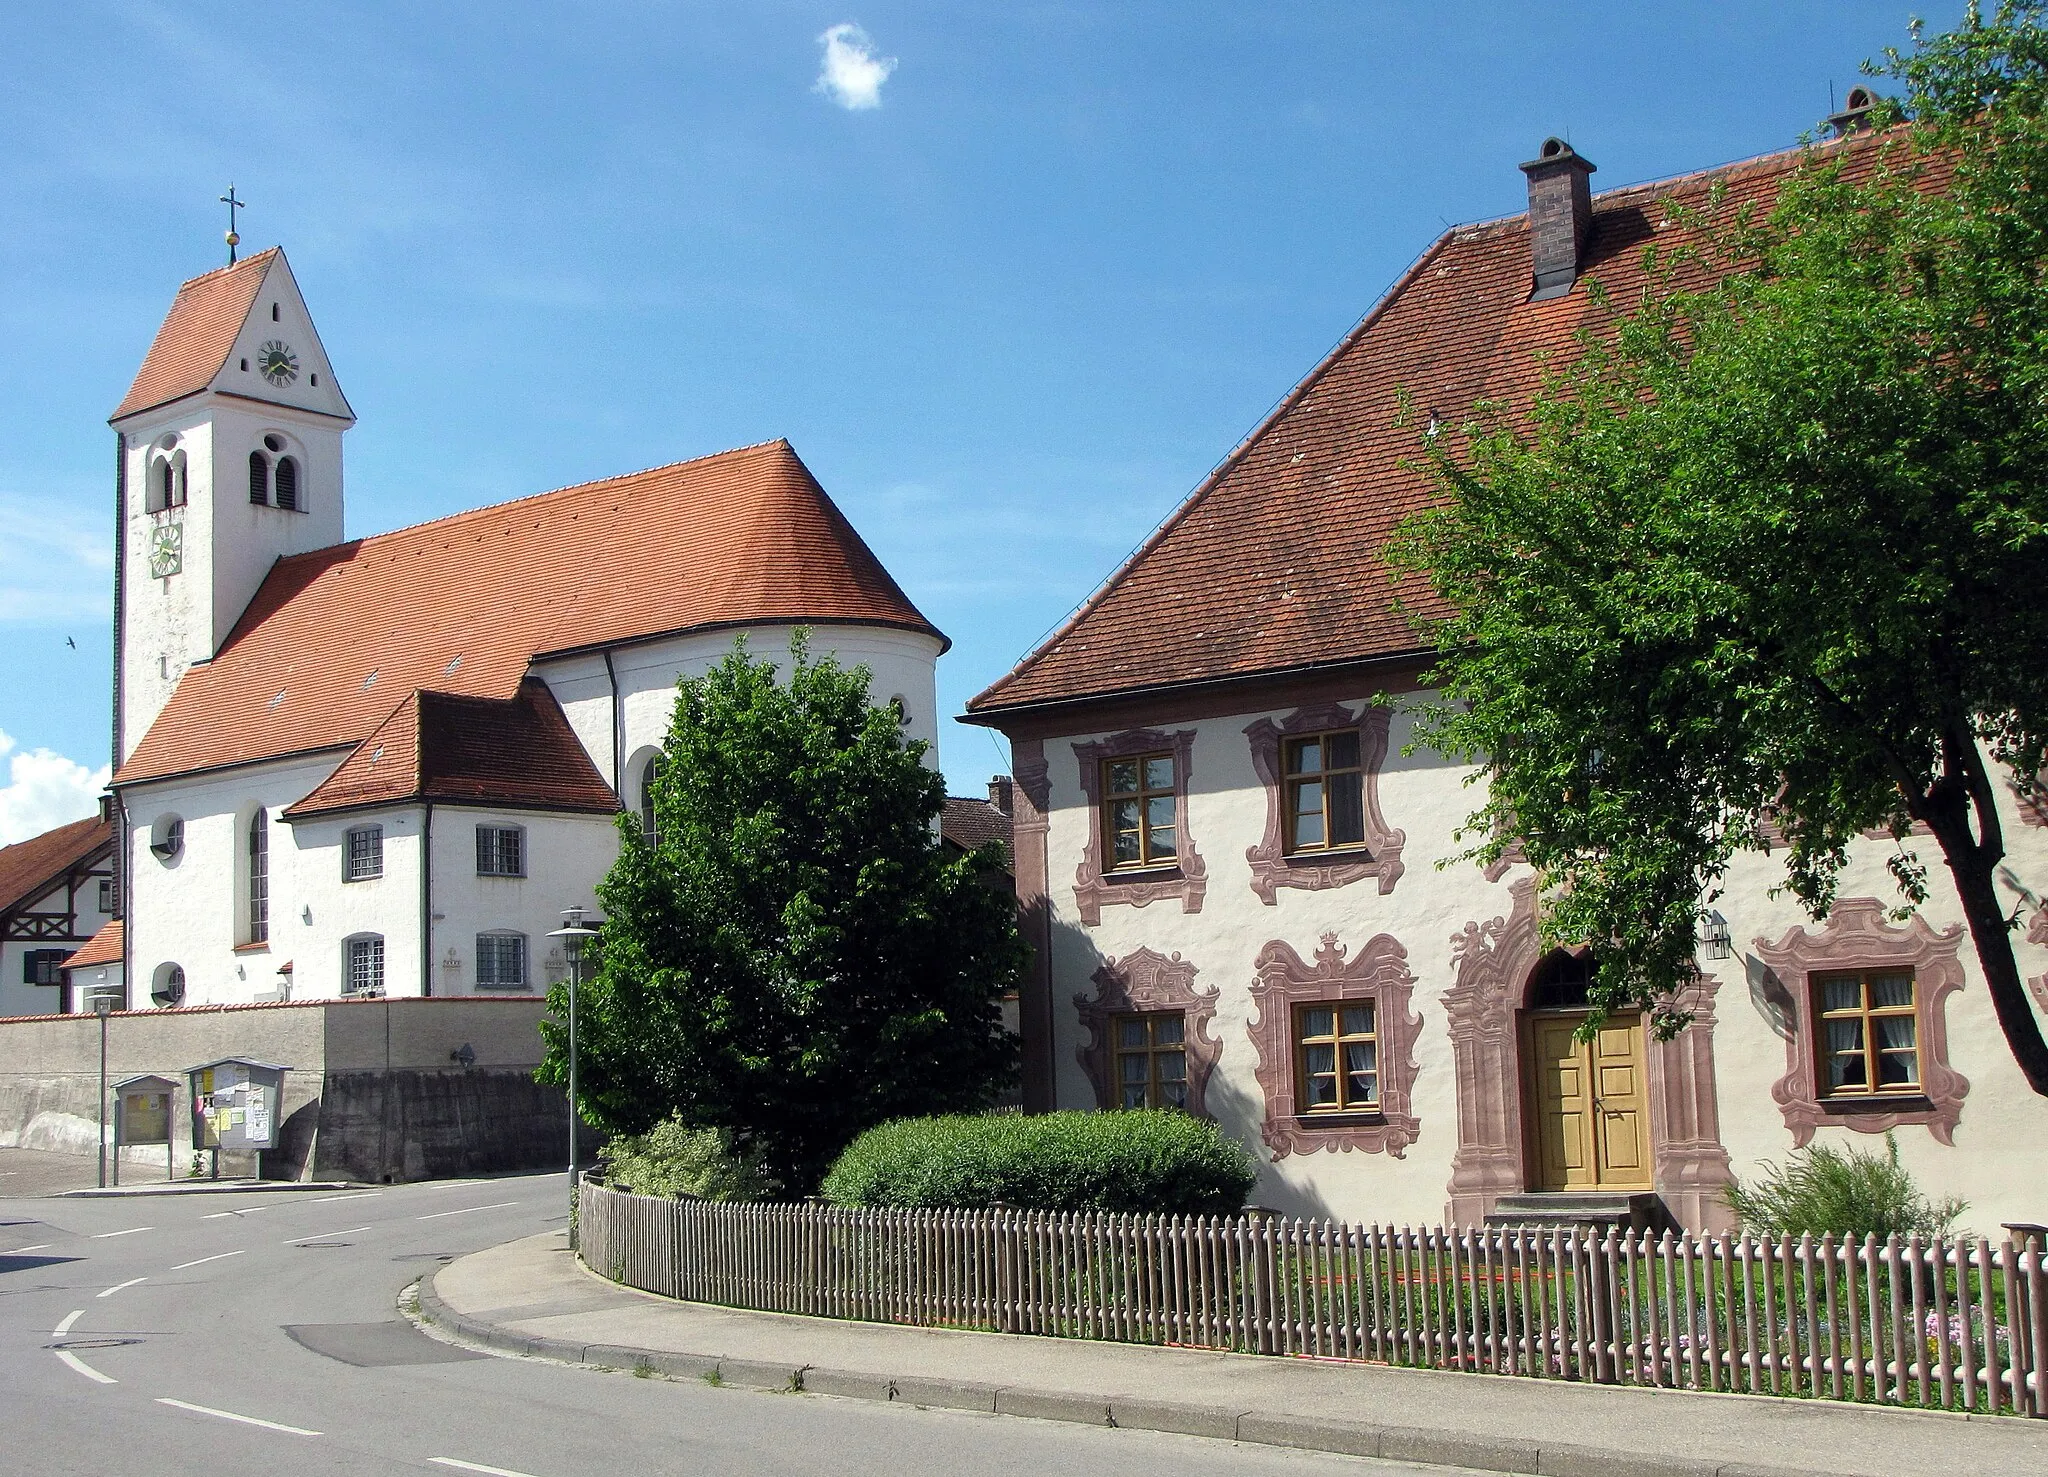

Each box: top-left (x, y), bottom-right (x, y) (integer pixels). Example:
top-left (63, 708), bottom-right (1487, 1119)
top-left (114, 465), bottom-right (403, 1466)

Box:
top-left (1443, 878), bottom-right (1735, 1230)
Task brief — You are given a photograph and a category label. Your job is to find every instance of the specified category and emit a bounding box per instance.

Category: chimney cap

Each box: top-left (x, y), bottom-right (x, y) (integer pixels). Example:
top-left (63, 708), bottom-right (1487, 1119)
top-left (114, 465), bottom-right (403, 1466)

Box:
top-left (1520, 136), bottom-right (1597, 176)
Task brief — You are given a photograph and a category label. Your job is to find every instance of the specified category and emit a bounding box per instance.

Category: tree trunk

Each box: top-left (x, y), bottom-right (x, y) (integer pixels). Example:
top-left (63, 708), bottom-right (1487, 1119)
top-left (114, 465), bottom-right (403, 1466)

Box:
top-left (1940, 843), bottom-right (2048, 1097)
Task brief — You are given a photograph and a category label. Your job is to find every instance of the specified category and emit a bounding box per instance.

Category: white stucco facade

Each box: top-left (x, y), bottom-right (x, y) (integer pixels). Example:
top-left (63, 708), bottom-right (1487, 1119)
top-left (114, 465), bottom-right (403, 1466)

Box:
top-left (1010, 678), bottom-right (2048, 1235)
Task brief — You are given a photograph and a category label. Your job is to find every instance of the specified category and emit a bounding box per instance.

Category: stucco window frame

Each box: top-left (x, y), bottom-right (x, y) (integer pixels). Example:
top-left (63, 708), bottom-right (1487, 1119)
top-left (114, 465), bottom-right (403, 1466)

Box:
top-left (1754, 897), bottom-right (1970, 1147)
top-left (1246, 932), bottom-right (1423, 1159)
top-left (1071, 728), bottom-right (1205, 927)
top-left (1074, 947), bottom-right (1222, 1117)
top-left (1244, 703), bottom-right (1405, 904)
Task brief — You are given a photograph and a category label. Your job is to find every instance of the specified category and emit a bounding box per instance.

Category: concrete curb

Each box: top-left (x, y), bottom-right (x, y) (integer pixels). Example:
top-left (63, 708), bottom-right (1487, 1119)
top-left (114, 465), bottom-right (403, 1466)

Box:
top-left (64, 1179), bottom-right (361, 1197)
top-left (413, 1267), bottom-right (1847, 1477)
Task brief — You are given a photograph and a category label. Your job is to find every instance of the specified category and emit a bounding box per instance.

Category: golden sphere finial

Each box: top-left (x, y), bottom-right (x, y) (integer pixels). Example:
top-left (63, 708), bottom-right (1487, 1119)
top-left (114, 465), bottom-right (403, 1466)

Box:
top-left (225, 230), bottom-right (240, 246)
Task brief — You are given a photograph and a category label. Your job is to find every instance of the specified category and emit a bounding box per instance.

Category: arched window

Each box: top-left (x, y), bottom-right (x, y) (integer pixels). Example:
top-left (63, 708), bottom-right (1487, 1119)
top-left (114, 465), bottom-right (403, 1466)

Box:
top-left (274, 456), bottom-right (299, 512)
top-left (639, 754), bottom-right (665, 842)
top-left (247, 809), bottom-right (270, 944)
top-left (249, 450), bottom-right (270, 505)
top-left (160, 459), bottom-right (177, 508)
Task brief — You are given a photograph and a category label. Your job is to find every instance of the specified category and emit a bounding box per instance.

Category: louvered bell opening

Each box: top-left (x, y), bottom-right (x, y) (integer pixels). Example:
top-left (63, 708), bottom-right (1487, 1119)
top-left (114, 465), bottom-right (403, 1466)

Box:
top-left (274, 456), bottom-right (299, 511)
top-left (249, 450), bottom-right (269, 505)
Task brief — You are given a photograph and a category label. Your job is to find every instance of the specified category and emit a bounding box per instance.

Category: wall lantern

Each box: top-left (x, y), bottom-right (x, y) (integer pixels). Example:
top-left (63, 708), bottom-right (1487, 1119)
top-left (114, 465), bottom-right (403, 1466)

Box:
top-left (1700, 910), bottom-right (1733, 961)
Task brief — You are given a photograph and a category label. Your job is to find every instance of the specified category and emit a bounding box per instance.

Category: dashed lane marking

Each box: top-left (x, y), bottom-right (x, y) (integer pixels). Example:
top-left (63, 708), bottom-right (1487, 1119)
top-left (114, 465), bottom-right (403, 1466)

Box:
top-left (156, 1398), bottom-right (320, 1436)
top-left (310, 1191), bottom-right (380, 1203)
top-left (90, 1227), bottom-right (153, 1239)
top-left (53, 1310), bottom-right (82, 1338)
top-left (202, 1205), bottom-right (279, 1219)
top-left (284, 1225), bottom-right (371, 1243)
top-left (97, 1277), bottom-right (148, 1298)
top-left (430, 1460), bottom-right (541, 1477)
top-left (417, 1201), bottom-right (519, 1220)
top-left (6, 1243), bottom-right (52, 1253)
top-left (56, 1350), bottom-right (116, 1384)
top-left (170, 1250), bottom-right (245, 1271)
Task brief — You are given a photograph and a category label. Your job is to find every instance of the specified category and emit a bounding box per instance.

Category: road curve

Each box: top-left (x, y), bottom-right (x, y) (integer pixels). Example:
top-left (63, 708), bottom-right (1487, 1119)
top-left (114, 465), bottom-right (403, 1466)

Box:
top-left (4, 1170), bottom-right (1465, 1477)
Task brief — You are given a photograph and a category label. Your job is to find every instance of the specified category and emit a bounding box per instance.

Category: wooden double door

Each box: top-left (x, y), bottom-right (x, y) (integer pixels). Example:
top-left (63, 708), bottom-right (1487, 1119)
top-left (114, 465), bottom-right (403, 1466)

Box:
top-left (1524, 1010), bottom-right (1652, 1192)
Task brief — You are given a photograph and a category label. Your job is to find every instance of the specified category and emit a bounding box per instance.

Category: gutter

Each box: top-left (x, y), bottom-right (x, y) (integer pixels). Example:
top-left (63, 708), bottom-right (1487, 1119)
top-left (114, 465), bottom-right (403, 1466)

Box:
top-left (532, 613), bottom-right (950, 665)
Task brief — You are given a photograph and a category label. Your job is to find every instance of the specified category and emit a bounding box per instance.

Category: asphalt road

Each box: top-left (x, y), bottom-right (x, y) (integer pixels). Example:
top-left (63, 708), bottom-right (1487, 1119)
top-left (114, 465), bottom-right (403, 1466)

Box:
top-left (1, 1171), bottom-right (1474, 1477)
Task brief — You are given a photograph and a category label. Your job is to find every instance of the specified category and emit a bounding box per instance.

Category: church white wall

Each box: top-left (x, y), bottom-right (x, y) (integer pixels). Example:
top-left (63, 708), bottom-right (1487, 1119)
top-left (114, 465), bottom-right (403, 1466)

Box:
top-left (0, 877), bottom-right (112, 1020)
top-left (423, 807), bottom-right (619, 998)
top-left (1033, 692), bottom-right (2048, 1235)
top-left (537, 622), bottom-right (946, 805)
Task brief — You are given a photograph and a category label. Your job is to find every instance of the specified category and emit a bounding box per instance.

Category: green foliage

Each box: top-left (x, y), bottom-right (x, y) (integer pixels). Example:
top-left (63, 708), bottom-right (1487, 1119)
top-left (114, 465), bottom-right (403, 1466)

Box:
top-left (540, 633), bottom-right (1024, 1194)
top-left (598, 1116), bottom-right (774, 1201)
top-left (1387, 4), bottom-right (2048, 1090)
top-left (820, 1111), bottom-right (1259, 1216)
top-left (1725, 1133), bottom-right (1967, 1240)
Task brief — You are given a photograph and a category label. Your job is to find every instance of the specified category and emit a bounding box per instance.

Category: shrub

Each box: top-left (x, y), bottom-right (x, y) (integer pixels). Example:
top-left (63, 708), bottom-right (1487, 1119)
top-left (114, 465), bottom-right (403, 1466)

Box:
top-left (599, 1116), bottom-right (773, 1201)
top-left (1725, 1132), bottom-right (1965, 1240)
top-left (820, 1111), bottom-right (1258, 1216)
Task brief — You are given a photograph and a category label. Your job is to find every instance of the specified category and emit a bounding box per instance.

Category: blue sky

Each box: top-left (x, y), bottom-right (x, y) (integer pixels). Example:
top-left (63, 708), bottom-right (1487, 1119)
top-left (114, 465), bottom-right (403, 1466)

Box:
top-left (0, 1), bottom-right (1965, 838)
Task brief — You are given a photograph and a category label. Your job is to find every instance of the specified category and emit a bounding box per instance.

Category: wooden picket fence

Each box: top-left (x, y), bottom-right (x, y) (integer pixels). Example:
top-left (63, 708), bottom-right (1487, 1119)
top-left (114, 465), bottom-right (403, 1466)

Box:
top-left (577, 1178), bottom-right (2048, 1416)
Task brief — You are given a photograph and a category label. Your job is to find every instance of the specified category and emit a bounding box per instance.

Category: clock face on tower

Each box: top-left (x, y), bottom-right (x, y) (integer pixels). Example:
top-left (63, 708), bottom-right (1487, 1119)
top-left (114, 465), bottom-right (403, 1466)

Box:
top-left (148, 522), bottom-right (183, 579)
top-left (259, 339), bottom-right (300, 387)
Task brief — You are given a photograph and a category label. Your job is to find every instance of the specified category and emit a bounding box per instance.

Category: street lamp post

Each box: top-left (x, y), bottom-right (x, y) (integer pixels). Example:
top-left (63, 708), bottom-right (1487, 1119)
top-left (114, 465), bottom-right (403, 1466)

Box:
top-left (92, 992), bottom-right (114, 1189)
top-left (547, 905), bottom-right (599, 1245)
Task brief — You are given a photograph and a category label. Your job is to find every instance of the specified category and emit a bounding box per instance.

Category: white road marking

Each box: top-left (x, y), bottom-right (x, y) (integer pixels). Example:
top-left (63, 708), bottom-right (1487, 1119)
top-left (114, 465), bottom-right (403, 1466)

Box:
top-left (96, 1277), bottom-right (148, 1298)
top-left (430, 1460), bottom-right (540, 1477)
top-left (56, 1350), bottom-right (116, 1384)
top-left (284, 1225), bottom-right (371, 1243)
top-left (53, 1309), bottom-right (83, 1338)
top-left (156, 1398), bottom-right (320, 1435)
top-left (202, 1205), bottom-right (277, 1219)
top-left (417, 1201), bottom-right (519, 1220)
top-left (91, 1226), bottom-right (153, 1239)
top-left (310, 1191), bottom-right (379, 1203)
top-left (171, 1250), bottom-right (245, 1270)
top-left (6, 1242), bottom-right (52, 1253)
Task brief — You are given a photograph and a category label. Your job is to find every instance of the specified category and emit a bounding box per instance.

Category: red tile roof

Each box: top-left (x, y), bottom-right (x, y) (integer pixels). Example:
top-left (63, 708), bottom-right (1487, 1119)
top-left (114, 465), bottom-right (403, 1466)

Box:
top-left (64, 919), bottom-right (123, 971)
top-left (967, 136), bottom-right (1893, 717)
top-left (112, 249), bottom-right (277, 421)
top-left (941, 796), bottom-right (1013, 859)
top-left (284, 677), bottom-right (619, 820)
top-left (117, 439), bottom-right (944, 785)
top-left (0, 816), bottom-right (113, 918)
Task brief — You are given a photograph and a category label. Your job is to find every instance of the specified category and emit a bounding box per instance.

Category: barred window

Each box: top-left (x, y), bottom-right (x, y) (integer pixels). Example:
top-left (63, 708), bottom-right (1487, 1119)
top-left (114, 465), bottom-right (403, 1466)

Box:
top-left (476, 933), bottom-right (528, 990)
top-left (345, 935), bottom-right (385, 997)
top-left (345, 825), bottom-right (383, 882)
top-left (476, 825), bottom-right (524, 877)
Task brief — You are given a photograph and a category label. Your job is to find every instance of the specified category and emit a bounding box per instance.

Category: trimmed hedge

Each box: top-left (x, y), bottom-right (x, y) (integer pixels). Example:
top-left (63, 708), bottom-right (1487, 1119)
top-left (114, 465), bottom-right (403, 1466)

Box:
top-left (820, 1111), bottom-right (1257, 1216)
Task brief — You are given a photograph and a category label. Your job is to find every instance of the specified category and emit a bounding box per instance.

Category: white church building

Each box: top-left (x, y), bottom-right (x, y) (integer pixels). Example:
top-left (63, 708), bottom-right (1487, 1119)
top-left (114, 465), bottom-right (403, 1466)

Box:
top-left (89, 247), bottom-right (946, 1009)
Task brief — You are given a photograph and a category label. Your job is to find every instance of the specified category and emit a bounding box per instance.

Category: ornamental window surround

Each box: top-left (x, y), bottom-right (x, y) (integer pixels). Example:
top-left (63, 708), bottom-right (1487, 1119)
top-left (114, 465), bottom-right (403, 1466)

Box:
top-left (1070, 728), bottom-right (1205, 927)
top-left (1754, 897), bottom-right (1970, 1146)
top-left (1244, 703), bottom-right (1405, 905)
top-left (476, 825), bottom-right (525, 878)
top-left (344, 825), bottom-right (384, 882)
top-left (1073, 947), bottom-right (1223, 1117)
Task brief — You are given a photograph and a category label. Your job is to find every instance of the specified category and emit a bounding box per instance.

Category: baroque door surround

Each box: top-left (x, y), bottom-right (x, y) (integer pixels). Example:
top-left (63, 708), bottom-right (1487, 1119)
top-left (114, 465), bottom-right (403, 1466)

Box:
top-left (1443, 878), bottom-right (1736, 1230)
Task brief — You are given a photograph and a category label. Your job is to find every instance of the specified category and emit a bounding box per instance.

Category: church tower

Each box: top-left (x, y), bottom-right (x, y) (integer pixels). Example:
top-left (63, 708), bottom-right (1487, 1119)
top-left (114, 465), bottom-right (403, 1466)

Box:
top-left (110, 248), bottom-right (353, 765)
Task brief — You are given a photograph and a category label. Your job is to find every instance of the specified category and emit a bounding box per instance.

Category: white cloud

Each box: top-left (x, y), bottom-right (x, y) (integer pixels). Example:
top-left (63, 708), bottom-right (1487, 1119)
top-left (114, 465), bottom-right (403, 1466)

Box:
top-left (0, 489), bottom-right (111, 626)
top-left (814, 23), bottom-right (896, 111)
top-left (0, 730), bottom-right (108, 847)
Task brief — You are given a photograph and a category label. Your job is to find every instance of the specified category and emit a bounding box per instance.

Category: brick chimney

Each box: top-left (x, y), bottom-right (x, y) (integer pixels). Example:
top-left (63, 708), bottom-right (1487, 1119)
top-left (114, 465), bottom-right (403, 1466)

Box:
top-left (1520, 137), bottom-right (1597, 302)
top-left (988, 775), bottom-right (1014, 815)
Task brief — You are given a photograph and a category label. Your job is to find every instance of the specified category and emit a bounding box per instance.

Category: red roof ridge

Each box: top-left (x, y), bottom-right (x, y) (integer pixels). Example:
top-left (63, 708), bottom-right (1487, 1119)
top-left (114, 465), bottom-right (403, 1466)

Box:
top-left (0, 815), bottom-right (115, 917)
top-left (269, 438), bottom-right (801, 566)
top-left (111, 248), bottom-right (282, 421)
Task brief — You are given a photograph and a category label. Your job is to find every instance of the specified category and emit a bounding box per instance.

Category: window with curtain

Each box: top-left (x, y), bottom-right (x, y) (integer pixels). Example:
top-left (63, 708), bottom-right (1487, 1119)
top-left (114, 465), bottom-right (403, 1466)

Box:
top-left (1293, 1001), bottom-right (1380, 1113)
top-left (1813, 970), bottom-right (1920, 1095)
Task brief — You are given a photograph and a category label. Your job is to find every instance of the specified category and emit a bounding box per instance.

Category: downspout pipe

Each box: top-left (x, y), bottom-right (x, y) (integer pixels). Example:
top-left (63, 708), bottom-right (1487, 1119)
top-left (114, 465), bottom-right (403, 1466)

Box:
top-left (601, 649), bottom-right (623, 798)
top-left (113, 432), bottom-right (129, 1011)
top-left (419, 801), bottom-right (434, 997)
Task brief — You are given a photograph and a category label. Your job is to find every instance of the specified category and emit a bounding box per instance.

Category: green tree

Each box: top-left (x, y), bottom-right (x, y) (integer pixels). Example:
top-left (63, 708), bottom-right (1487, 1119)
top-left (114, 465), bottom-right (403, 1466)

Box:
top-left (541, 634), bottom-right (1024, 1192)
top-left (1389, 3), bottom-right (2048, 1094)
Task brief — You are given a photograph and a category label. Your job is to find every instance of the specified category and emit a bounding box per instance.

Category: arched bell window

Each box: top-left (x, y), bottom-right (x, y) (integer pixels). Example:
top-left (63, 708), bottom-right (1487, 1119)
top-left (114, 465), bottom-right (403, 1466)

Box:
top-left (249, 450), bottom-right (270, 505)
top-left (274, 455), bottom-right (299, 511)
top-left (639, 754), bottom-right (665, 843)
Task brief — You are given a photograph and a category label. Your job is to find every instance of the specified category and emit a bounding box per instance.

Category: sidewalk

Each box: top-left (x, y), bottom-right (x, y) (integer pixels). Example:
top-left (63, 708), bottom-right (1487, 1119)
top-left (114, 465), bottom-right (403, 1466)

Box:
top-left (419, 1233), bottom-right (2048, 1477)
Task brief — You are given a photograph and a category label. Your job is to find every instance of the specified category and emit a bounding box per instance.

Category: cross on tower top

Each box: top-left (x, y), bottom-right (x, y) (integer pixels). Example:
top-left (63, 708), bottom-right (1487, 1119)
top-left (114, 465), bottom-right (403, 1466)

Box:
top-left (219, 185), bottom-right (245, 266)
